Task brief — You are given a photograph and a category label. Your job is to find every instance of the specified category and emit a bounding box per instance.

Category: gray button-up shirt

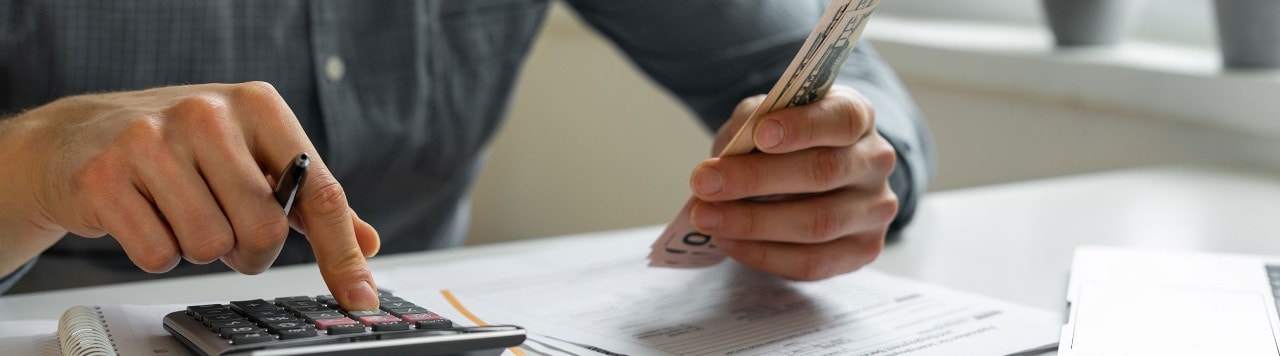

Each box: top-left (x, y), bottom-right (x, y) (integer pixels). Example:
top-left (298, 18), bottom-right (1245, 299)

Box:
top-left (0, 0), bottom-right (933, 294)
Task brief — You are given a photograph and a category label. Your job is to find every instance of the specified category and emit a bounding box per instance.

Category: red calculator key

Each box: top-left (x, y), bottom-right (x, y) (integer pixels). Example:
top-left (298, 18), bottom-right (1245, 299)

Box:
top-left (399, 312), bottom-right (444, 323)
top-left (313, 317), bottom-right (358, 330)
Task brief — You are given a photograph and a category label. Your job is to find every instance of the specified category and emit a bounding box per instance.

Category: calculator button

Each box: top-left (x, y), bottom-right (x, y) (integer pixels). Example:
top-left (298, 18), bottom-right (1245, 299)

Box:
top-left (208, 319), bottom-right (255, 330)
top-left (326, 324), bottom-right (367, 335)
top-left (380, 301), bottom-right (417, 310)
top-left (202, 314), bottom-right (247, 326)
top-left (288, 304), bottom-right (332, 312)
top-left (302, 311), bottom-right (347, 322)
top-left (230, 332), bottom-right (275, 344)
top-left (219, 326), bottom-right (265, 339)
top-left (372, 321), bottom-right (411, 332)
top-left (281, 300), bottom-right (324, 310)
top-left (379, 296), bottom-right (405, 303)
top-left (347, 310), bottom-right (389, 318)
top-left (266, 322), bottom-right (314, 333)
top-left (416, 319), bottom-right (454, 329)
top-left (186, 304), bottom-right (227, 315)
top-left (358, 315), bottom-right (403, 326)
top-left (313, 317), bottom-right (359, 330)
top-left (246, 310), bottom-right (290, 319)
top-left (276, 327), bottom-right (319, 340)
top-left (192, 308), bottom-right (236, 320)
top-left (256, 316), bottom-right (300, 324)
top-left (230, 299), bottom-right (277, 312)
top-left (399, 312), bottom-right (444, 324)
top-left (272, 296), bottom-right (312, 305)
top-left (386, 307), bottom-right (429, 316)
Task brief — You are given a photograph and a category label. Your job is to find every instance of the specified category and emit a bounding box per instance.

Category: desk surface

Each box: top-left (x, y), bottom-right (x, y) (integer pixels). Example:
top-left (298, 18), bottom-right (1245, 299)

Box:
top-left (5, 165), bottom-right (1280, 321)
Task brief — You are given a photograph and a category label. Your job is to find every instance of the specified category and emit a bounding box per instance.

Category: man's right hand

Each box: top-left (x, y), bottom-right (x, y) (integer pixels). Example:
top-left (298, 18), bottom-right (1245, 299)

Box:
top-left (0, 82), bottom-right (381, 310)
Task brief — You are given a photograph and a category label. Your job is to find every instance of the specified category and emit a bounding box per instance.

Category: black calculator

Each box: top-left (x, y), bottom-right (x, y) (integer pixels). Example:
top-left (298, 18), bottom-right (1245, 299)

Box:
top-left (162, 292), bottom-right (525, 356)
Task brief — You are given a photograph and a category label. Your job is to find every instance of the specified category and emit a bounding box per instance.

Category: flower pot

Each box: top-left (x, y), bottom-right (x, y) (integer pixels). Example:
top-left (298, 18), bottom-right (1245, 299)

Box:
top-left (1042, 0), bottom-right (1145, 47)
top-left (1214, 0), bottom-right (1280, 69)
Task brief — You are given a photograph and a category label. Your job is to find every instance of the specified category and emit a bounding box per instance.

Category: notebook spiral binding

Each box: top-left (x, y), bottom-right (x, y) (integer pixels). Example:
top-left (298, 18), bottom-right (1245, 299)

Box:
top-left (57, 305), bottom-right (119, 356)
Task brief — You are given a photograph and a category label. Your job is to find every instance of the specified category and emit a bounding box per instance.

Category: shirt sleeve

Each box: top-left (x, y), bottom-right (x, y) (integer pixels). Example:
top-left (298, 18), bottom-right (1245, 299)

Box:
top-left (0, 258), bottom-right (35, 295)
top-left (562, 0), bottom-right (936, 233)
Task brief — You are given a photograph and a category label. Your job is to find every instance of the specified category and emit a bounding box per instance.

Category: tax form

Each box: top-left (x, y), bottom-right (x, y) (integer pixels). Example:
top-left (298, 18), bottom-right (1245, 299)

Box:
top-left (378, 229), bottom-right (1058, 356)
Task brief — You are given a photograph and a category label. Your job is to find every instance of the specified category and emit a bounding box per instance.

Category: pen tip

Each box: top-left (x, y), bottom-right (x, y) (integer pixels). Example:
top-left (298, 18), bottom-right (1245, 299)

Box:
top-left (296, 153), bottom-right (310, 168)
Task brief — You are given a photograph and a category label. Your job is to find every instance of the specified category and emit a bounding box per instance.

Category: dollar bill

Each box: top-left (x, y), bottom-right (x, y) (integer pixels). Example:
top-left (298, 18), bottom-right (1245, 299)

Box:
top-left (649, 0), bottom-right (881, 268)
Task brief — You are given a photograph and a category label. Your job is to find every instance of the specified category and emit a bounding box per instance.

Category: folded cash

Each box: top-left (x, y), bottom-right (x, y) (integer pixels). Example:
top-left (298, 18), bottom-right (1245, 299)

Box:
top-left (649, 0), bottom-right (881, 268)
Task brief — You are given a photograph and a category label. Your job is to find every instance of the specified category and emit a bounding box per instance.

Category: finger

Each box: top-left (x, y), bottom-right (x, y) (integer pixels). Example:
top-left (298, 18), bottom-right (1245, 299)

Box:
top-left (712, 94), bottom-right (766, 155)
top-left (690, 186), bottom-right (898, 244)
top-left (296, 168), bottom-right (380, 311)
top-left (166, 95), bottom-right (291, 274)
top-left (230, 81), bottom-right (379, 311)
top-left (692, 146), bottom-right (865, 201)
top-left (715, 231), bottom-right (884, 281)
top-left (197, 139), bottom-right (290, 275)
top-left (350, 208), bottom-right (381, 258)
top-left (139, 151), bottom-right (236, 266)
top-left (753, 86), bottom-right (875, 154)
top-left (98, 187), bottom-right (181, 273)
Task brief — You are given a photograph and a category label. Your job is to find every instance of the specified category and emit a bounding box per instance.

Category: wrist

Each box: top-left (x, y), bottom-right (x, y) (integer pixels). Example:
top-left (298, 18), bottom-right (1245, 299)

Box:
top-left (0, 110), bottom-right (67, 276)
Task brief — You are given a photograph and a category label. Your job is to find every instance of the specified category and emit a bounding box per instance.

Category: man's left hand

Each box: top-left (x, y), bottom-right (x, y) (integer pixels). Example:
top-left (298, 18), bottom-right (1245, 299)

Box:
top-left (690, 85), bottom-right (898, 280)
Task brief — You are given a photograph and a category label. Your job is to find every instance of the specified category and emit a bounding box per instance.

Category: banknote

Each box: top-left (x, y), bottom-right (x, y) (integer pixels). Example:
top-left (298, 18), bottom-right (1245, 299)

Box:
top-left (649, 0), bottom-right (881, 268)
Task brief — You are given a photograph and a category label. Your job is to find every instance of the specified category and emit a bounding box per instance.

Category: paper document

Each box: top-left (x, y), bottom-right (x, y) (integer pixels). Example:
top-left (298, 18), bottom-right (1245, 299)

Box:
top-left (378, 231), bottom-right (1058, 356)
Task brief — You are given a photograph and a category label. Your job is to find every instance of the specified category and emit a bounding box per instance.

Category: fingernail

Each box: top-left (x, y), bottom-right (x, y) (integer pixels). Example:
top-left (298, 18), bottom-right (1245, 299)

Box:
top-left (693, 203), bottom-right (721, 230)
top-left (347, 280), bottom-right (379, 310)
top-left (693, 166), bottom-right (723, 196)
top-left (757, 120), bottom-right (784, 149)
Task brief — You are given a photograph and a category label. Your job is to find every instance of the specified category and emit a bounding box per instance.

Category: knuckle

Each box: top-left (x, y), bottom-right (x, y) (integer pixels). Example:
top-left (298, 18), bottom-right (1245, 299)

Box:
top-left (735, 205), bottom-right (758, 237)
top-left (121, 114), bottom-right (166, 143)
top-left (305, 176), bottom-right (350, 221)
top-left (180, 218), bottom-right (235, 262)
top-left (233, 81), bottom-right (282, 100)
top-left (810, 149), bottom-right (849, 189)
top-left (132, 244), bottom-right (179, 273)
top-left (242, 216), bottom-right (291, 251)
top-left (185, 233), bottom-right (234, 263)
top-left (809, 205), bottom-right (843, 242)
top-left (235, 81), bottom-right (288, 105)
top-left (76, 159), bottom-right (120, 196)
top-left (171, 95), bottom-right (233, 133)
top-left (868, 140), bottom-right (897, 176)
top-left (327, 253), bottom-right (374, 282)
top-left (791, 254), bottom-right (831, 281)
top-left (738, 160), bottom-right (766, 196)
top-left (872, 191), bottom-right (901, 227)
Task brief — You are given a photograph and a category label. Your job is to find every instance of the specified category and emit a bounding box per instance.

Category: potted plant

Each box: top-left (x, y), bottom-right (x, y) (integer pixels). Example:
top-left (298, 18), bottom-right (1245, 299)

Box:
top-left (1042, 0), bottom-right (1146, 47)
top-left (1214, 0), bottom-right (1280, 69)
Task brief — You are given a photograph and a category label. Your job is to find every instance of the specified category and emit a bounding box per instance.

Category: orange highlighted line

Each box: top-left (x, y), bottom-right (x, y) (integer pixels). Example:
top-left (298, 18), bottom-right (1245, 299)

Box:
top-left (441, 289), bottom-right (526, 356)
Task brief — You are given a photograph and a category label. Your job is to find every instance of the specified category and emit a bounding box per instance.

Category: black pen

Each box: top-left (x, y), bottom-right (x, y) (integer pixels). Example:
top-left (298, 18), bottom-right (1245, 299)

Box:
top-left (274, 153), bottom-right (309, 215)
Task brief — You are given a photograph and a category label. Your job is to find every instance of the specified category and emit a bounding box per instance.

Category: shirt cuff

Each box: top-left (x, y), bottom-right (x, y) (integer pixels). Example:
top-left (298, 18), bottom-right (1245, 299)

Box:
top-left (0, 258), bottom-right (35, 295)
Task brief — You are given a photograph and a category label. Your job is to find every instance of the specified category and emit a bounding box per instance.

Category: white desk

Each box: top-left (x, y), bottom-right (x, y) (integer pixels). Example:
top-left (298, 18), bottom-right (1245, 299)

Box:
top-left (5, 165), bottom-right (1280, 321)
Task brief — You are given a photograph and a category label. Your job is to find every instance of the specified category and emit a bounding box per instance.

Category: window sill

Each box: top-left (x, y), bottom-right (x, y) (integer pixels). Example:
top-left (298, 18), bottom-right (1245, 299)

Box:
top-left (865, 16), bottom-right (1280, 137)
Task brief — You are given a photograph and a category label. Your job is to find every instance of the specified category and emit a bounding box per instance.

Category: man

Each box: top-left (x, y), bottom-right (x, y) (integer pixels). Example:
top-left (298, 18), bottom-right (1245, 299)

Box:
top-left (0, 1), bottom-right (933, 311)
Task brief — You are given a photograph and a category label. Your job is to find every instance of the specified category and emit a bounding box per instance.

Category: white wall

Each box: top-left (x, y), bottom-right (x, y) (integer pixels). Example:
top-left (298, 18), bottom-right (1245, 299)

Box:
top-left (466, 4), bottom-right (711, 245)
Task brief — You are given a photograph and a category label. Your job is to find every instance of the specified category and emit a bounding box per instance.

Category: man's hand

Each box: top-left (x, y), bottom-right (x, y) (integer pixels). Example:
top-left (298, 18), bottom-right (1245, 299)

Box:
top-left (0, 82), bottom-right (381, 310)
top-left (689, 85), bottom-right (898, 280)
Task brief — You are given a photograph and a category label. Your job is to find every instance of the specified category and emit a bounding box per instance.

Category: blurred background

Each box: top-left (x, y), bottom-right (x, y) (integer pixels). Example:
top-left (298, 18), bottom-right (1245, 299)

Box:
top-left (467, 0), bottom-right (1280, 245)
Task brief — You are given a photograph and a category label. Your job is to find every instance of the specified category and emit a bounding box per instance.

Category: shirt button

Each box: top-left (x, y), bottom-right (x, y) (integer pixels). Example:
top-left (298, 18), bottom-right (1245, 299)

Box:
top-left (325, 56), bottom-right (346, 82)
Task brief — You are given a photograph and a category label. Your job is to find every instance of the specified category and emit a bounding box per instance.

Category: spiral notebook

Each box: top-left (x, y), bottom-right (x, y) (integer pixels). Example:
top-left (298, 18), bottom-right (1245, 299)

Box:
top-left (0, 304), bottom-right (191, 356)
